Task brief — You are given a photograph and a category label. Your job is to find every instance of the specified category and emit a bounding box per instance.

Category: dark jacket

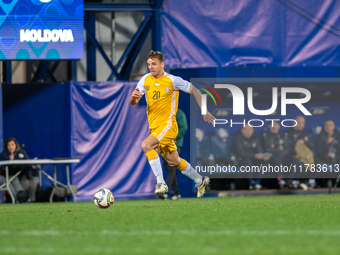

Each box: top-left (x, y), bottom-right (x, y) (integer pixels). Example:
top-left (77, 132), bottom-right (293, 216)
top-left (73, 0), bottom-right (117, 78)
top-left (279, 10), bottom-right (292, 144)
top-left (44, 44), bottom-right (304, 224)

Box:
top-left (211, 129), bottom-right (229, 159)
top-left (0, 149), bottom-right (31, 176)
top-left (261, 130), bottom-right (289, 157)
top-left (233, 130), bottom-right (263, 159)
top-left (196, 135), bottom-right (212, 159)
top-left (285, 128), bottom-right (313, 156)
top-left (175, 109), bottom-right (188, 148)
top-left (315, 129), bottom-right (340, 163)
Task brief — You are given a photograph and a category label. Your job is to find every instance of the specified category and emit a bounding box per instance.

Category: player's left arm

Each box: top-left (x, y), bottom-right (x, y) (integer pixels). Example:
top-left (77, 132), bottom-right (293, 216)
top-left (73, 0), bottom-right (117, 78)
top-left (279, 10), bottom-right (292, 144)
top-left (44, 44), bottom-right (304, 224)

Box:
top-left (172, 75), bottom-right (215, 124)
top-left (189, 84), bottom-right (215, 124)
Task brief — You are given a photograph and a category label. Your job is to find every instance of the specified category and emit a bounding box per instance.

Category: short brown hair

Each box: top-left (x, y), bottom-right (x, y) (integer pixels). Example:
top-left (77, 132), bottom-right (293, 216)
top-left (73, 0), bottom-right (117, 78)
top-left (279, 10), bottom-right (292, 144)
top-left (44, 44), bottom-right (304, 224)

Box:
top-left (4, 137), bottom-right (20, 152)
top-left (325, 119), bottom-right (334, 124)
top-left (147, 50), bottom-right (164, 63)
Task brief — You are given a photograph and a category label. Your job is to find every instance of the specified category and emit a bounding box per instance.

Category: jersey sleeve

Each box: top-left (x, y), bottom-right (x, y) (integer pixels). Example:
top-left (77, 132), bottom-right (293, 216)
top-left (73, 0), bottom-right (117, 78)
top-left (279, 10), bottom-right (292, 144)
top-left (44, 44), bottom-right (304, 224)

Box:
top-left (136, 74), bottom-right (149, 95)
top-left (172, 75), bottom-right (191, 93)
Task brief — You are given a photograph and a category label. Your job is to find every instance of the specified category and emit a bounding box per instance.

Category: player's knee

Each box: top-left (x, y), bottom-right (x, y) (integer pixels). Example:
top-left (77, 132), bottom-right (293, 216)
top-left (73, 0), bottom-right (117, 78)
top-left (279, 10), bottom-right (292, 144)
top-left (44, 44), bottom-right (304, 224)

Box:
top-left (141, 140), bottom-right (151, 152)
top-left (141, 141), bottom-right (147, 151)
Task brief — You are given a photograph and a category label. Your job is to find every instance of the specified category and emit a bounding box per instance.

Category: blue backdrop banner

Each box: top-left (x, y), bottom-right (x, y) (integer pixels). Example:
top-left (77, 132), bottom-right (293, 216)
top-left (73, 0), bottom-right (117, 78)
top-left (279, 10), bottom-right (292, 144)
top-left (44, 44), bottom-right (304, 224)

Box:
top-left (161, 0), bottom-right (340, 68)
top-left (3, 84), bottom-right (71, 189)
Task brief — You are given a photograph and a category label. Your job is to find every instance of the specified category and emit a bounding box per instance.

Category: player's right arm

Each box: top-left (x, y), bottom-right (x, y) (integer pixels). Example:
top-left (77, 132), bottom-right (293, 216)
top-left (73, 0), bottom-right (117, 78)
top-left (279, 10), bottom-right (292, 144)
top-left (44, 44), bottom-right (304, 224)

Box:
top-left (130, 74), bottom-right (148, 105)
top-left (129, 88), bottom-right (142, 105)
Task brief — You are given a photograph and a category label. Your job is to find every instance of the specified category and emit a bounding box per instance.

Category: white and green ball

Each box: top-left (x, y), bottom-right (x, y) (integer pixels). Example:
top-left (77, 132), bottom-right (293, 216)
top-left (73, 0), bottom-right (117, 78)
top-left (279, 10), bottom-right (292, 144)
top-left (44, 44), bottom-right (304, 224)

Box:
top-left (93, 188), bottom-right (114, 208)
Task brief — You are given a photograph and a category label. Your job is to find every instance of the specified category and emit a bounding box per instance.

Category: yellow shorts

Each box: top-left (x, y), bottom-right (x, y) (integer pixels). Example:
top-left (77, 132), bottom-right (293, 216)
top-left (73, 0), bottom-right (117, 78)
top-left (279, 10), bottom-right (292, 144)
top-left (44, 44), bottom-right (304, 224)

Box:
top-left (150, 122), bottom-right (178, 157)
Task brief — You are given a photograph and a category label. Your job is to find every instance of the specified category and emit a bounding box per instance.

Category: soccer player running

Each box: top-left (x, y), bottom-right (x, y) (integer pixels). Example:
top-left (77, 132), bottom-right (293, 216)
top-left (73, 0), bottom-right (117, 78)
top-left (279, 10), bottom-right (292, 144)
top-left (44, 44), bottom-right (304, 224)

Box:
top-left (130, 51), bottom-right (215, 197)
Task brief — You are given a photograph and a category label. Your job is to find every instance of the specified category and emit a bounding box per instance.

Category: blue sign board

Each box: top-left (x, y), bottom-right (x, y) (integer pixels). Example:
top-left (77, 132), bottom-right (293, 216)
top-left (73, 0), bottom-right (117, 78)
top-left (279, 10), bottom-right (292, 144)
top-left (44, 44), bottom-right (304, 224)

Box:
top-left (0, 0), bottom-right (83, 60)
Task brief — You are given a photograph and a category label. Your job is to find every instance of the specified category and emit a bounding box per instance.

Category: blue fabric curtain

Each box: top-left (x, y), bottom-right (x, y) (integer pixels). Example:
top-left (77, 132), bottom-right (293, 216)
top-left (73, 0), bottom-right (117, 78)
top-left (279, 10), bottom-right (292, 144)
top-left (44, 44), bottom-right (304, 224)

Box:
top-left (162, 0), bottom-right (340, 68)
top-left (70, 82), bottom-right (156, 201)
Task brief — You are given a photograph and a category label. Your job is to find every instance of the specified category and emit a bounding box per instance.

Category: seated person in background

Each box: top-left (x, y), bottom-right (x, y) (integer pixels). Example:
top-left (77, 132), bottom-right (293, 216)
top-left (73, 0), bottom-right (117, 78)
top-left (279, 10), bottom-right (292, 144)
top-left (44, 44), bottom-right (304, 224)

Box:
top-left (211, 128), bottom-right (230, 166)
top-left (196, 128), bottom-right (215, 167)
top-left (0, 137), bottom-right (38, 202)
top-left (233, 124), bottom-right (270, 190)
top-left (210, 128), bottom-right (231, 190)
top-left (315, 119), bottom-right (340, 164)
top-left (286, 116), bottom-right (314, 189)
top-left (261, 121), bottom-right (289, 188)
top-left (261, 121), bottom-right (289, 166)
top-left (286, 116), bottom-right (314, 165)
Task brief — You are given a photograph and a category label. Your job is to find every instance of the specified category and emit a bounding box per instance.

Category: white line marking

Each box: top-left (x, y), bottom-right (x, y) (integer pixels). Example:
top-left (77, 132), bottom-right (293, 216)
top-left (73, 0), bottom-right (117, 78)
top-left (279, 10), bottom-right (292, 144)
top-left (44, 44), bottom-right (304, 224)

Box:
top-left (1, 229), bottom-right (340, 236)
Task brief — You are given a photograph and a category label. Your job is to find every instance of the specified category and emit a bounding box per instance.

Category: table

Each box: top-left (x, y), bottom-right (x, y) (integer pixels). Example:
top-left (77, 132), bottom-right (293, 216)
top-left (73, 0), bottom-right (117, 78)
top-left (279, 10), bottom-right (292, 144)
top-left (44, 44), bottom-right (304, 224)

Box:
top-left (0, 159), bottom-right (80, 204)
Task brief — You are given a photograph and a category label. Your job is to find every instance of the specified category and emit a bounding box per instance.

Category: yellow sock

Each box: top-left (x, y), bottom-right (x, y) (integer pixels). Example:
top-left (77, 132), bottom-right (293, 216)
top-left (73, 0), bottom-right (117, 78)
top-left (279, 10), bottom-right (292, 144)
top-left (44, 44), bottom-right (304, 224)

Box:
top-left (145, 150), bottom-right (158, 161)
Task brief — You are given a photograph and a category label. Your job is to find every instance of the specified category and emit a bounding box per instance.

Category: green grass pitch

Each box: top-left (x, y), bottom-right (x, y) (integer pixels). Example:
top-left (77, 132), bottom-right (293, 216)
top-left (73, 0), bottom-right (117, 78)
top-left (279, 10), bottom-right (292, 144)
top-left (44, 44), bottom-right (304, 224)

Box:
top-left (1, 194), bottom-right (340, 255)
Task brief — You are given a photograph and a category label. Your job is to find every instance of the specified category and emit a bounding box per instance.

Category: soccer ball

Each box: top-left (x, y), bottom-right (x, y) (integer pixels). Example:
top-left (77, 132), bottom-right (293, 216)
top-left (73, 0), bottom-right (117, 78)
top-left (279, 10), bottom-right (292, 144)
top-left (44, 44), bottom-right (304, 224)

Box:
top-left (93, 188), bottom-right (114, 208)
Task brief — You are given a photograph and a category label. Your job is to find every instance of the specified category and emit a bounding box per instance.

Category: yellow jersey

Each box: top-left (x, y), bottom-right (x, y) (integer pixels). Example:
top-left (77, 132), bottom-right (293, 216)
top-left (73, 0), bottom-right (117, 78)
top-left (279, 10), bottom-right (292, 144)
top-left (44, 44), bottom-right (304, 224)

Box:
top-left (136, 72), bottom-right (191, 130)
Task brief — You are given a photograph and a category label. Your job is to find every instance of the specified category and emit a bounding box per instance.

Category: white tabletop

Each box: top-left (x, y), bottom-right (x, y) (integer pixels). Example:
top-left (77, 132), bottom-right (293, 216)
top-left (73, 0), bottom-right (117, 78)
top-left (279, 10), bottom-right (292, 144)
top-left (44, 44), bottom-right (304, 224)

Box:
top-left (0, 159), bottom-right (80, 165)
